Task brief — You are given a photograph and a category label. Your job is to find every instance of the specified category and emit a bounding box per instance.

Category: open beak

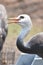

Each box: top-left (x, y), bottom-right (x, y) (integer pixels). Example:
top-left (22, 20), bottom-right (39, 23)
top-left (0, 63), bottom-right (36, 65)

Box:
top-left (8, 17), bottom-right (20, 24)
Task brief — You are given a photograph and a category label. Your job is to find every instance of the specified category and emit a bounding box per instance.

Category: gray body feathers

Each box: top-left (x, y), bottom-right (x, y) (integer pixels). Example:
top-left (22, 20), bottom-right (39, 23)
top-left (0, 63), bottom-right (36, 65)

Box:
top-left (17, 33), bottom-right (43, 58)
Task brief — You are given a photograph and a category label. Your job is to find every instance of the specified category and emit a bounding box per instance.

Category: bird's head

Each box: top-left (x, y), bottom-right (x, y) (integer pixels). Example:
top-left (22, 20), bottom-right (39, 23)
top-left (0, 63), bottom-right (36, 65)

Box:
top-left (9, 14), bottom-right (32, 30)
top-left (0, 4), bottom-right (8, 38)
top-left (0, 4), bottom-right (7, 19)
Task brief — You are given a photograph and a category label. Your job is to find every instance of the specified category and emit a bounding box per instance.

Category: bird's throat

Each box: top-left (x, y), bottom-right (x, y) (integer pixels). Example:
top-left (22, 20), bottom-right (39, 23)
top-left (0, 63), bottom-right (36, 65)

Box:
top-left (19, 27), bottom-right (30, 40)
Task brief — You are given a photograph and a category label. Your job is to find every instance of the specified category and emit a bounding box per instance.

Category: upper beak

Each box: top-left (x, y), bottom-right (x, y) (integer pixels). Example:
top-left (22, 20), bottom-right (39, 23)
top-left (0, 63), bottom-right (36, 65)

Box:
top-left (8, 17), bottom-right (20, 24)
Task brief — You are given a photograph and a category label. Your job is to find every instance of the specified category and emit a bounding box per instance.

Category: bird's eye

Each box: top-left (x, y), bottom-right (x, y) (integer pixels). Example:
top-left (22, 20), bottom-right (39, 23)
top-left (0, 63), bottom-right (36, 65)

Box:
top-left (20, 16), bottom-right (24, 19)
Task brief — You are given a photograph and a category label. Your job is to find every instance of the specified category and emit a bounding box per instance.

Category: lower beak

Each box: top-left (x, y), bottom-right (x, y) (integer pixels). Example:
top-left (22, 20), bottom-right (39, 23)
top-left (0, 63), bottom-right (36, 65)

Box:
top-left (8, 17), bottom-right (19, 24)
